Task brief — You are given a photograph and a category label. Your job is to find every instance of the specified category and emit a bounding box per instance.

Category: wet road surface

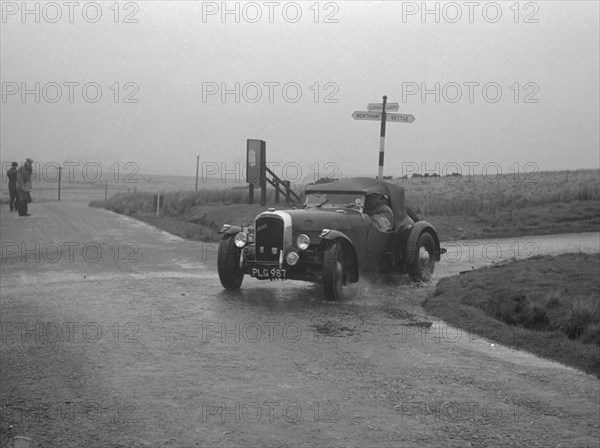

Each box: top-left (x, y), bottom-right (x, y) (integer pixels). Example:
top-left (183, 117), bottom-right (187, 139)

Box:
top-left (1, 202), bottom-right (598, 447)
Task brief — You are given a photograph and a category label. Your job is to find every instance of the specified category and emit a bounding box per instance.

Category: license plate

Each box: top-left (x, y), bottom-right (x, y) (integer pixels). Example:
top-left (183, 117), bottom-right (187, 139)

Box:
top-left (250, 267), bottom-right (287, 280)
top-left (241, 221), bottom-right (253, 236)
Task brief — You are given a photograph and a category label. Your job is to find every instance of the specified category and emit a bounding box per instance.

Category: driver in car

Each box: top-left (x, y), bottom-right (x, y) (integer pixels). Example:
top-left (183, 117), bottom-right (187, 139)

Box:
top-left (365, 194), bottom-right (394, 232)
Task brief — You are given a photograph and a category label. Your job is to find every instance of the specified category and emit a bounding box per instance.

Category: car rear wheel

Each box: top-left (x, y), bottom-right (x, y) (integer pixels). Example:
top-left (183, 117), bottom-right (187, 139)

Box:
top-left (218, 236), bottom-right (244, 290)
top-left (322, 242), bottom-right (344, 301)
top-left (409, 232), bottom-right (436, 282)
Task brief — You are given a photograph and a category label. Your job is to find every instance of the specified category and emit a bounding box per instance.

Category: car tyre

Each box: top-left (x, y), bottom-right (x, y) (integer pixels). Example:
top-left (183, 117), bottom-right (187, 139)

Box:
top-left (218, 236), bottom-right (244, 290)
top-left (409, 232), bottom-right (436, 282)
top-left (322, 242), bottom-right (344, 301)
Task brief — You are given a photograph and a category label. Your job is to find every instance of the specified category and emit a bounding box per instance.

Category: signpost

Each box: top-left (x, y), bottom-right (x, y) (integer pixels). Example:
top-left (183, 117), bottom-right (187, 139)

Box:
top-left (387, 113), bottom-right (415, 123)
top-left (352, 96), bottom-right (415, 179)
top-left (367, 102), bottom-right (399, 112)
top-left (352, 111), bottom-right (415, 123)
top-left (351, 111), bottom-right (382, 121)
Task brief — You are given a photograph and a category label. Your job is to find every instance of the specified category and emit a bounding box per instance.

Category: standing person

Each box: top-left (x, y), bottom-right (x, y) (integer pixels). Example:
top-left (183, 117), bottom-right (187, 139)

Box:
top-left (7, 162), bottom-right (18, 212)
top-left (16, 158), bottom-right (33, 217)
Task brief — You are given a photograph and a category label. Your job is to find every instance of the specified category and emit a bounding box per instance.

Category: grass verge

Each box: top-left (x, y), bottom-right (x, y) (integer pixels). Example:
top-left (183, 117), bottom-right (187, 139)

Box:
top-left (424, 253), bottom-right (600, 377)
top-left (89, 192), bottom-right (292, 243)
top-left (90, 193), bottom-right (598, 243)
top-left (89, 170), bottom-right (599, 242)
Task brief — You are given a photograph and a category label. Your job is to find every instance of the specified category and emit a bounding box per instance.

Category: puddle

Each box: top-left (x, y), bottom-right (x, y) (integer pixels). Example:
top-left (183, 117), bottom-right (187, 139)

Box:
top-left (311, 320), bottom-right (356, 337)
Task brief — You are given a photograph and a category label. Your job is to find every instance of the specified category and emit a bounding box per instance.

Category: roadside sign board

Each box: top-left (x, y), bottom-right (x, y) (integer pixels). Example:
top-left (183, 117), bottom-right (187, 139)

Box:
top-left (386, 113), bottom-right (415, 123)
top-left (367, 102), bottom-right (399, 112)
top-left (352, 111), bottom-right (415, 123)
top-left (352, 111), bottom-right (382, 121)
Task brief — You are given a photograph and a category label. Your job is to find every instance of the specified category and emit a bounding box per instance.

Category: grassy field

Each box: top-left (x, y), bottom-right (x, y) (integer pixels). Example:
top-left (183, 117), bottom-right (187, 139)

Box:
top-left (424, 253), bottom-right (600, 377)
top-left (88, 169), bottom-right (599, 243)
top-left (400, 170), bottom-right (599, 239)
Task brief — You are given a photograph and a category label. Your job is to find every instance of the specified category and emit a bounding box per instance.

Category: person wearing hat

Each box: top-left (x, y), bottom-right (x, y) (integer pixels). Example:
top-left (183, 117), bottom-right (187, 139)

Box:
top-left (16, 158), bottom-right (33, 217)
top-left (6, 162), bottom-right (18, 212)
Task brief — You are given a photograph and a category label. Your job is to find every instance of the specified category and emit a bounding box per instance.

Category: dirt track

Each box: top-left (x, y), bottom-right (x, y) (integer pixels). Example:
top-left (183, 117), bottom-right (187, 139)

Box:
top-left (1, 202), bottom-right (598, 447)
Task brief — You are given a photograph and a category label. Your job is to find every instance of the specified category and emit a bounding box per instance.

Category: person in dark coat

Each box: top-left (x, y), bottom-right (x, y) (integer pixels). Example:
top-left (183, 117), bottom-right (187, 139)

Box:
top-left (7, 162), bottom-right (18, 212)
top-left (365, 193), bottom-right (394, 232)
top-left (16, 158), bottom-right (33, 217)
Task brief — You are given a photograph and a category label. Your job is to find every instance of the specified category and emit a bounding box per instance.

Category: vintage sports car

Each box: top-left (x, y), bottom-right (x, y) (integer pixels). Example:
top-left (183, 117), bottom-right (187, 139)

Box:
top-left (217, 177), bottom-right (444, 300)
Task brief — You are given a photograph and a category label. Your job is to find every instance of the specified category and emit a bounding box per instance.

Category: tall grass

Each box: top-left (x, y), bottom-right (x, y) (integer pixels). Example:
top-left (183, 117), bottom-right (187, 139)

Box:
top-left (91, 170), bottom-right (599, 222)
top-left (395, 170), bottom-right (599, 217)
top-left (90, 186), bottom-right (305, 217)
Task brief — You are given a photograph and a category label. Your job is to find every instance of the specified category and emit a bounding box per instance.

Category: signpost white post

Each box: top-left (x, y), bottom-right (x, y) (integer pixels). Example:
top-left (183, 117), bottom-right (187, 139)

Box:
top-left (352, 96), bottom-right (415, 179)
top-left (378, 96), bottom-right (387, 180)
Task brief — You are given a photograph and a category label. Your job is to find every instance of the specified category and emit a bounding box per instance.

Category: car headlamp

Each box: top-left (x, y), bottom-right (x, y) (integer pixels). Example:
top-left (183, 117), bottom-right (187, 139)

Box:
top-left (234, 232), bottom-right (247, 248)
top-left (286, 250), bottom-right (299, 266)
top-left (296, 234), bottom-right (310, 251)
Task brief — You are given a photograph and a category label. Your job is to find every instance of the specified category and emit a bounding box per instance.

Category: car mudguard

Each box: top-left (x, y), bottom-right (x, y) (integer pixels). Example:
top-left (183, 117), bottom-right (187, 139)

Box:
top-left (318, 229), bottom-right (359, 282)
top-left (405, 221), bottom-right (442, 265)
top-left (219, 224), bottom-right (242, 235)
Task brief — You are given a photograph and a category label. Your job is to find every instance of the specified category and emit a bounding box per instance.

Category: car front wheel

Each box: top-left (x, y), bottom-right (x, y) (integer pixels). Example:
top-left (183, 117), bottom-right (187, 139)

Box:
top-left (217, 236), bottom-right (244, 290)
top-left (322, 242), bottom-right (344, 300)
top-left (409, 232), bottom-right (436, 282)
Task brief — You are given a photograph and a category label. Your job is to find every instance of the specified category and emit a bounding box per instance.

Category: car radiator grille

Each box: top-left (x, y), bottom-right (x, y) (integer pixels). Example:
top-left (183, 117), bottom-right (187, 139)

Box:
top-left (255, 216), bottom-right (284, 262)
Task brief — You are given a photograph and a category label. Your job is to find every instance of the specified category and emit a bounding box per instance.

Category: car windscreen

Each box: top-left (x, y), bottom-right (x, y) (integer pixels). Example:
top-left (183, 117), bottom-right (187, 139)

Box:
top-left (305, 192), bottom-right (365, 210)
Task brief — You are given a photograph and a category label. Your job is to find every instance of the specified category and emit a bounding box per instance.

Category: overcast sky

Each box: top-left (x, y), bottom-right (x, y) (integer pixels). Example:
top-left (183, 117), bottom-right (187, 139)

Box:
top-left (1, 1), bottom-right (598, 181)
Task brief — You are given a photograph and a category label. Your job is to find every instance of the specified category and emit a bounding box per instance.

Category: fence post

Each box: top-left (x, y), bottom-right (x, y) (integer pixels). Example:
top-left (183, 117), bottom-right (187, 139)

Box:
top-left (153, 193), bottom-right (164, 216)
top-left (58, 166), bottom-right (62, 201)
